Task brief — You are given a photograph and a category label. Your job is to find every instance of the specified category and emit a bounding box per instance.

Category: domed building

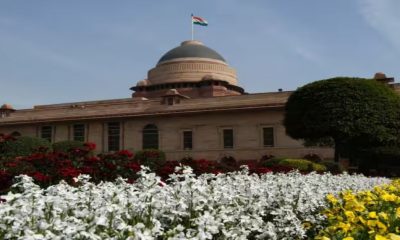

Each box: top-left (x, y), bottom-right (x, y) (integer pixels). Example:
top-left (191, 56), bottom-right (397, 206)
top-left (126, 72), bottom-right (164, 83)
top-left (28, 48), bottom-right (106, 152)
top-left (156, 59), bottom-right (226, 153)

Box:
top-left (132, 40), bottom-right (244, 99)
top-left (0, 40), bottom-right (341, 161)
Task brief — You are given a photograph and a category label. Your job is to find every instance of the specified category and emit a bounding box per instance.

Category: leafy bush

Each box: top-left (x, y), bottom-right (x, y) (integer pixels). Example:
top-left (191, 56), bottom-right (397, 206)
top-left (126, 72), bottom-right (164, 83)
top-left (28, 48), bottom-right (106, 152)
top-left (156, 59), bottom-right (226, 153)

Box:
top-left (52, 140), bottom-right (85, 153)
top-left (259, 157), bottom-right (284, 168)
top-left (134, 149), bottom-right (166, 171)
top-left (1, 136), bottom-right (52, 158)
top-left (279, 159), bottom-right (327, 172)
top-left (219, 155), bottom-right (238, 172)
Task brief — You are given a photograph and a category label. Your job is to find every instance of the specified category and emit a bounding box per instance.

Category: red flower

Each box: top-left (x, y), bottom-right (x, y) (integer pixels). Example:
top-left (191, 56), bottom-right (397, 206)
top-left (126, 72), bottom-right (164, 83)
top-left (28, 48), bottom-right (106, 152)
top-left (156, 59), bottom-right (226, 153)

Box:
top-left (80, 166), bottom-right (95, 175)
top-left (85, 156), bottom-right (100, 164)
top-left (5, 162), bottom-right (17, 168)
top-left (126, 162), bottom-right (141, 172)
top-left (83, 142), bottom-right (96, 151)
top-left (31, 172), bottom-right (51, 183)
top-left (117, 150), bottom-right (134, 158)
top-left (59, 167), bottom-right (81, 178)
top-left (126, 178), bottom-right (135, 184)
top-left (253, 167), bottom-right (272, 174)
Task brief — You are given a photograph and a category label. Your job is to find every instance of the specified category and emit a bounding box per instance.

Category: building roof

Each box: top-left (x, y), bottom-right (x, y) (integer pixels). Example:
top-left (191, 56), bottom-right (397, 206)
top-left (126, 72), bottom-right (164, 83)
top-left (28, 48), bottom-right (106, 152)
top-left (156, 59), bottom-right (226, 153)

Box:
top-left (157, 40), bottom-right (226, 64)
top-left (0, 104), bottom-right (15, 111)
top-left (0, 92), bottom-right (291, 126)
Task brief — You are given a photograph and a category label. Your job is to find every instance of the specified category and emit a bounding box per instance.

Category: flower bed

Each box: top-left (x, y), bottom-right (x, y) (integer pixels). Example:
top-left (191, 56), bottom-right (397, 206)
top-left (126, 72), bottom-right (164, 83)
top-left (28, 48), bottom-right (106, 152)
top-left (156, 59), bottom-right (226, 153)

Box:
top-left (316, 179), bottom-right (400, 239)
top-left (0, 167), bottom-right (389, 239)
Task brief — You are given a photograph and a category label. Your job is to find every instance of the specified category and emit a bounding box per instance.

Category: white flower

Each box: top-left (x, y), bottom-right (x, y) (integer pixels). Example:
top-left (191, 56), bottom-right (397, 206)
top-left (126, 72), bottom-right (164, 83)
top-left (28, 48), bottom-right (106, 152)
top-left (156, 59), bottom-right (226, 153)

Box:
top-left (0, 171), bottom-right (389, 239)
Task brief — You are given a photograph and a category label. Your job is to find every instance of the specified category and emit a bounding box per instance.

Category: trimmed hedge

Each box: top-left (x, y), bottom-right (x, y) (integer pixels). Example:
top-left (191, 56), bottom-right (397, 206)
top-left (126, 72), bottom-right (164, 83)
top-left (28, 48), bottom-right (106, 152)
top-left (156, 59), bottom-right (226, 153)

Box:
top-left (1, 136), bottom-right (52, 158)
top-left (279, 159), bottom-right (327, 172)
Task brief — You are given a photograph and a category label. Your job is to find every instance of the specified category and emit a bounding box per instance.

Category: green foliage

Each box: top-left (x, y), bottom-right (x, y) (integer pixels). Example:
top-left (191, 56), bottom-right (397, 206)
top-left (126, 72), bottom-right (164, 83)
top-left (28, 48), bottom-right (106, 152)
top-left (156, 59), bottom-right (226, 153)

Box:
top-left (303, 153), bottom-right (322, 163)
top-left (303, 137), bottom-right (334, 147)
top-left (284, 77), bottom-right (400, 160)
top-left (134, 149), bottom-right (166, 171)
top-left (1, 136), bottom-right (52, 158)
top-left (279, 159), bottom-right (327, 172)
top-left (259, 157), bottom-right (285, 168)
top-left (52, 140), bottom-right (85, 153)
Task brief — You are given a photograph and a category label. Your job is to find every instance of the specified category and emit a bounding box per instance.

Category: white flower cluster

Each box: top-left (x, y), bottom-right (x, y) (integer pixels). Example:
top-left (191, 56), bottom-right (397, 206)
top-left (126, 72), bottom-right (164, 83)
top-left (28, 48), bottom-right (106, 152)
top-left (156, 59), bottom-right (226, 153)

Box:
top-left (0, 167), bottom-right (389, 240)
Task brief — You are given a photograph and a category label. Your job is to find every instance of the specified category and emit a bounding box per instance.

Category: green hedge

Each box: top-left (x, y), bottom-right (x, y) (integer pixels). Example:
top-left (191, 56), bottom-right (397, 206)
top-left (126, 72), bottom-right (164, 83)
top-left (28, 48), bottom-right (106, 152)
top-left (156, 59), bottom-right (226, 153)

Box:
top-left (52, 140), bottom-right (85, 153)
top-left (1, 136), bottom-right (52, 158)
top-left (276, 158), bottom-right (327, 172)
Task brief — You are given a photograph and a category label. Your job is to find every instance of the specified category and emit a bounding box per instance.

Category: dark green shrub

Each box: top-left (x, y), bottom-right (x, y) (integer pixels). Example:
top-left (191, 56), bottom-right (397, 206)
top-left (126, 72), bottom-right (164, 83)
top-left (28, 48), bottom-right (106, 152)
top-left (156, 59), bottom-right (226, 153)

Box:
top-left (303, 153), bottom-right (322, 163)
top-left (52, 140), bottom-right (85, 153)
top-left (134, 149), bottom-right (166, 171)
top-left (1, 136), bottom-right (52, 158)
top-left (284, 77), bottom-right (400, 162)
top-left (259, 157), bottom-right (285, 168)
top-left (279, 159), bottom-right (327, 172)
top-left (181, 156), bottom-right (194, 166)
top-left (219, 155), bottom-right (237, 172)
top-left (321, 161), bottom-right (343, 174)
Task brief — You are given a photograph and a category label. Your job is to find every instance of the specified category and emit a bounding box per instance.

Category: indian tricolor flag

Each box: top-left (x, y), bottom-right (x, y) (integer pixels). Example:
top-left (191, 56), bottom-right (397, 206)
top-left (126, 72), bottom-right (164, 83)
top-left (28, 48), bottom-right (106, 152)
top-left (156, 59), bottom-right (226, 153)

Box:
top-left (192, 15), bottom-right (208, 26)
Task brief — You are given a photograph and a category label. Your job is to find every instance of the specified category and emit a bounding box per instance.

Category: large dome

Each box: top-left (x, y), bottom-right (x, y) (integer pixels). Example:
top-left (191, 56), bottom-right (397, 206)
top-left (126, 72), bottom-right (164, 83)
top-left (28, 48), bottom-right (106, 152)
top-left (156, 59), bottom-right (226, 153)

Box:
top-left (157, 40), bottom-right (225, 64)
top-left (131, 40), bottom-right (244, 99)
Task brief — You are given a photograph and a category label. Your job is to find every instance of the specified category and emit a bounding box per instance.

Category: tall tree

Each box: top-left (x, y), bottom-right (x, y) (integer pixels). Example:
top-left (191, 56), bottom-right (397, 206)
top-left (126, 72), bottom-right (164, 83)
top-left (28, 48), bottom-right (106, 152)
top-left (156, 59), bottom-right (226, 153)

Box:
top-left (284, 77), bottom-right (400, 162)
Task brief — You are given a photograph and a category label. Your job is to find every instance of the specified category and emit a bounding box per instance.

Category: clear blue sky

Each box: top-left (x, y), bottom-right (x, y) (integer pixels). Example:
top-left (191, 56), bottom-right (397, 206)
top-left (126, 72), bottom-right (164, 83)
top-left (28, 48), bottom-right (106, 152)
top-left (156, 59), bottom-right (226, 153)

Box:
top-left (1, 0), bottom-right (400, 109)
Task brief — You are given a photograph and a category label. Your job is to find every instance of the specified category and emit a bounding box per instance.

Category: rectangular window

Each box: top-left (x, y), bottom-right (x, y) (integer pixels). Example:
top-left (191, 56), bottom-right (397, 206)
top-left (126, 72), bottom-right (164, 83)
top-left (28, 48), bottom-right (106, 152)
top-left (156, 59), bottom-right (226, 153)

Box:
top-left (108, 122), bottom-right (120, 152)
top-left (223, 129), bottom-right (234, 149)
top-left (73, 124), bottom-right (85, 142)
top-left (263, 127), bottom-right (274, 147)
top-left (41, 126), bottom-right (53, 142)
top-left (183, 130), bottom-right (193, 150)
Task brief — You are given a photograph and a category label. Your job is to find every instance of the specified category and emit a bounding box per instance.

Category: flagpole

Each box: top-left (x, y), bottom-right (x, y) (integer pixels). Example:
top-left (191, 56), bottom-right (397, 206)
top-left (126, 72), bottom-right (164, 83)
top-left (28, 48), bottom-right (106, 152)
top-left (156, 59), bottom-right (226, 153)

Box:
top-left (191, 14), bottom-right (194, 40)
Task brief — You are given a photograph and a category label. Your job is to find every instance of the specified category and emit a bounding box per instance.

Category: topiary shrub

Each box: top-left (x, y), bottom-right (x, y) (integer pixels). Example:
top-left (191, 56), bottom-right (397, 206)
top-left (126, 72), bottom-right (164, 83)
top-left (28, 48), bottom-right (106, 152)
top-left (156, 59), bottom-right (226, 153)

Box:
top-left (279, 159), bottom-right (327, 172)
top-left (134, 149), bottom-right (166, 171)
top-left (1, 136), bottom-right (52, 158)
top-left (52, 140), bottom-right (85, 153)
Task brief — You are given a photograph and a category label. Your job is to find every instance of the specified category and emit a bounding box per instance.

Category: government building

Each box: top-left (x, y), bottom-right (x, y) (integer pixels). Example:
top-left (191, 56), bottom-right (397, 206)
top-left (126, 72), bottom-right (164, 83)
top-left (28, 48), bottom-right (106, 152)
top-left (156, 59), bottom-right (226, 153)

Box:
top-left (7, 39), bottom-right (392, 161)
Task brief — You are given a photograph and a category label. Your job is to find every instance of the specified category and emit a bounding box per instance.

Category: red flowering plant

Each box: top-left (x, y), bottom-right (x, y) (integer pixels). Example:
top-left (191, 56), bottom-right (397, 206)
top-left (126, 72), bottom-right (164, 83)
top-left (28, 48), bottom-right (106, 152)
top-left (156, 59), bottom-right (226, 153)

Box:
top-left (190, 159), bottom-right (219, 175)
top-left (65, 142), bottom-right (96, 168)
top-left (0, 170), bottom-right (12, 194)
top-left (97, 150), bottom-right (138, 182)
top-left (157, 160), bottom-right (180, 180)
top-left (30, 171), bottom-right (51, 184)
top-left (1, 157), bottom-right (35, 179)
top-left (134, 149), bottom-right (166, 171)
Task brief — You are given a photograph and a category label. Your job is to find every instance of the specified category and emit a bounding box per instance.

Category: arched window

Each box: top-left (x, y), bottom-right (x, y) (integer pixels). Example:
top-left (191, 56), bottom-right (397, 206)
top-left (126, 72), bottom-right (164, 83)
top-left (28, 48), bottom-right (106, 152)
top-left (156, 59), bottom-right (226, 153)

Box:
top-left (142, 124), bottom-right (159, 149)
top-left (11, 131), bottom-right (21, 137)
